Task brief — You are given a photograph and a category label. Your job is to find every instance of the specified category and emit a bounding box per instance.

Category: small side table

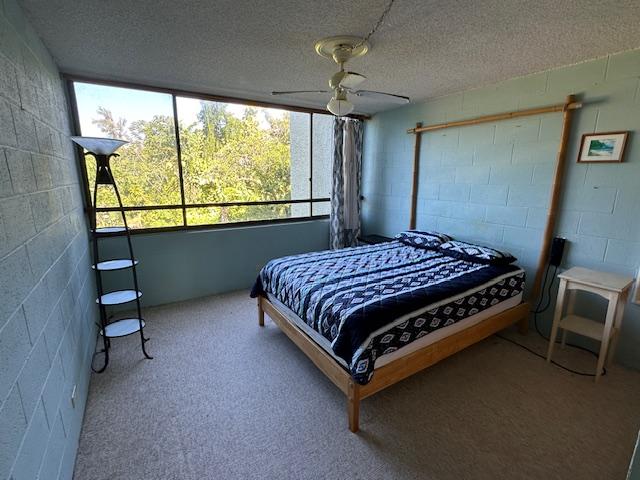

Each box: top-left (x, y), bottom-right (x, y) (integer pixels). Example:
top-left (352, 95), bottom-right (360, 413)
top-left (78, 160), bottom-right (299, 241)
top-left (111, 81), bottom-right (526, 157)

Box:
top-left (546, 266), bottom-right (634, 382)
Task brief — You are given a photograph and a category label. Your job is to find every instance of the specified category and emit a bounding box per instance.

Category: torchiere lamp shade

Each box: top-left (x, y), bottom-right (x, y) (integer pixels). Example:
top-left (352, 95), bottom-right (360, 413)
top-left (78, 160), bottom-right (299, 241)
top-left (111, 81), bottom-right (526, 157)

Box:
top-left (70, 136), bottom-right (128, 155)
top-left (71, 136), bottom-right (128, 185)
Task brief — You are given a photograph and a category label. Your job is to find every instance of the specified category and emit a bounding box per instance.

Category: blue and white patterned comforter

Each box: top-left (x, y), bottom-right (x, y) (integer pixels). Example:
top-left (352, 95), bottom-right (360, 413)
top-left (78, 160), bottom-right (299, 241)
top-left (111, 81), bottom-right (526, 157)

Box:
top-left (251, 241), bottom-right (525, 384)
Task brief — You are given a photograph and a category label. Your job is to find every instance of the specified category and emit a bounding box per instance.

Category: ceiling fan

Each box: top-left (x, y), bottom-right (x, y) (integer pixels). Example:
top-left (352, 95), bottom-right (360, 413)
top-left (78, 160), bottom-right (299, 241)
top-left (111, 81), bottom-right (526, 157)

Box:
top-left (271, 35), bottom-right (410, 116)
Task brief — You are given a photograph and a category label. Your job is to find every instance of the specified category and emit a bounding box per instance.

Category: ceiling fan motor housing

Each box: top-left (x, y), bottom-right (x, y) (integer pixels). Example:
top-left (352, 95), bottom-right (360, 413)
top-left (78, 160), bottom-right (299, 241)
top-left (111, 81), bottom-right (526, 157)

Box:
top-left (329, 71), bottom-right (367, 90)
top-left (332, 45), bottom-right (355, 65)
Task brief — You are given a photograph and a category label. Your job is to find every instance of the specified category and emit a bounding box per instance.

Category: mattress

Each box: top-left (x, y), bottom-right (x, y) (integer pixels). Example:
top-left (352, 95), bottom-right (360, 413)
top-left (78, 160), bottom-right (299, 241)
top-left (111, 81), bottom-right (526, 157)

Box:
top-left (267, 289), bottom-right (523, 370)
top-left (252, 241), bottom-right (526, 384)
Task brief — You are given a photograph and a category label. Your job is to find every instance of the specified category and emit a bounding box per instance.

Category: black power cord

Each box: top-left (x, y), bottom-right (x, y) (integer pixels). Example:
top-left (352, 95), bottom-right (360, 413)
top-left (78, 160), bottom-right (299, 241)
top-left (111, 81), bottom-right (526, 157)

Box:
top-left (496, 335), bottom-right (603, 377)
top-left (497, 262), bottom-right (606, 377)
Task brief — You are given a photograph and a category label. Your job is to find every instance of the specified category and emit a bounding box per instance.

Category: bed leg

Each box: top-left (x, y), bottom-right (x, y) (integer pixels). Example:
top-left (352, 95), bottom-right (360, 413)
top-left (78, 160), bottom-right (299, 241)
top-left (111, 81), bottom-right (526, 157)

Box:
top-left (347, 381), bottom-right (360, 433)
top-left (517, 315), bottom-right (529, 335)
top-left (258, 297), bottom-right (265, 327)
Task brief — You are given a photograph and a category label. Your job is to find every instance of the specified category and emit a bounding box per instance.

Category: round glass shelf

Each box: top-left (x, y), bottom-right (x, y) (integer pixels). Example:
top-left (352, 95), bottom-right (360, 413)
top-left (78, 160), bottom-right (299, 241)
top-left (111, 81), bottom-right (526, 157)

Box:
top-left (97, 290), bottom-right (142, 305)
top-left (93, 259), bottom-right (138, 271)
top-left (101, 318), bottom-right (145, 338)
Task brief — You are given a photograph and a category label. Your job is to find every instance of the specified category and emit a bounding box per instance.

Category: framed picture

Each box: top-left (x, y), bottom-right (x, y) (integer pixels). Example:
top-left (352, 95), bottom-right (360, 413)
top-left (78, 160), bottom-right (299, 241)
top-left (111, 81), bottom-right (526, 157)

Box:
top-left (577, 131), bottom-right (629, 163)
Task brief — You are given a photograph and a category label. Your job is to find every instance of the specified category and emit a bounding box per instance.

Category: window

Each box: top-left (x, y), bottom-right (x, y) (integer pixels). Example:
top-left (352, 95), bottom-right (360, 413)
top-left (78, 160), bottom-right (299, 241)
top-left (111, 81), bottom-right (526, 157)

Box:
top-left (72, 81), bottom-right (332, 230)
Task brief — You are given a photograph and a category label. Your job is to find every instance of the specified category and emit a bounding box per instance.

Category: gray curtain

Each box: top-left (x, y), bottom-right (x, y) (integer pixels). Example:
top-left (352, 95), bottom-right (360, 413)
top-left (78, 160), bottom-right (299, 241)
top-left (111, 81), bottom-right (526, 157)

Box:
top-left (330, 118), bottom-right (363, 249)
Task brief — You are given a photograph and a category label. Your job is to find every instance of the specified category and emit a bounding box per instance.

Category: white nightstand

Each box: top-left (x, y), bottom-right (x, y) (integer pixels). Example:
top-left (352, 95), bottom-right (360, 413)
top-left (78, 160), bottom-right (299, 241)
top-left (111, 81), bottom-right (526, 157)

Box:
top-left (546, 266), bottom-right (634, 382)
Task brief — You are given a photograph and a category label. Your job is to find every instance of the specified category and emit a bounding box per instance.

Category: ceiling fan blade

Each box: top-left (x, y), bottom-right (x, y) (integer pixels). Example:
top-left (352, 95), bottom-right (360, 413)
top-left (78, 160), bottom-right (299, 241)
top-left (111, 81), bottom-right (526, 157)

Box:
top-left (352, 90), bottom-right (410, 103)
top-left (271, 90), bottom-right (329, 96)
top-left (339, 72), bottom-right (366, 89)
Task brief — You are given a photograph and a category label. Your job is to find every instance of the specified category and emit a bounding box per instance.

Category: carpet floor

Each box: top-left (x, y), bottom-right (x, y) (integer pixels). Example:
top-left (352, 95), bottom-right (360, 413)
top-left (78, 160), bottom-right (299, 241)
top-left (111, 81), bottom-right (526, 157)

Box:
top-left (74, 291), bottom-right (640, 480)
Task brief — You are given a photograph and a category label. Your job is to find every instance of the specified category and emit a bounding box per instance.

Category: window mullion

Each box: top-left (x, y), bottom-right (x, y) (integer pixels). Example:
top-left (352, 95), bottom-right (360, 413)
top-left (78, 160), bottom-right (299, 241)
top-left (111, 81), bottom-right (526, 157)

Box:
top-left (310, 112), bottom-right (314, 217)
top-left (172, 94), bottom-right (187, 226)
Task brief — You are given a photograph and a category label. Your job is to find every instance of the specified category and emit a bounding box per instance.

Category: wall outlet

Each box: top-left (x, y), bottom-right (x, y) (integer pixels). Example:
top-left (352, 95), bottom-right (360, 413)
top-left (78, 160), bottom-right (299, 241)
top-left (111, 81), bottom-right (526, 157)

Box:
top-left (71, 384), bottom-right (77, 408)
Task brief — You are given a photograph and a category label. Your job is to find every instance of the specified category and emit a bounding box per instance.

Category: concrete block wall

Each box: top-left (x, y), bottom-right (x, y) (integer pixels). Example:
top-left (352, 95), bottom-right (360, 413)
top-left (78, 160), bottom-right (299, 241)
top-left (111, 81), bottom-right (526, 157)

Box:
top-left (100, 219), bottom-right (330, 307)
top-left (362, 49), bottom-right (640, 369)
top-left (0, 1), bottom-right (97, 479)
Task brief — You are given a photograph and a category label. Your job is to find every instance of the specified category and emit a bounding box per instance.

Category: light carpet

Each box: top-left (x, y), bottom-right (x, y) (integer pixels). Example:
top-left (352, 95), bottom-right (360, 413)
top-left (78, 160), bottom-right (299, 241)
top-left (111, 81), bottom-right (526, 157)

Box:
top-left (74, 291), bottom-right (640, 480)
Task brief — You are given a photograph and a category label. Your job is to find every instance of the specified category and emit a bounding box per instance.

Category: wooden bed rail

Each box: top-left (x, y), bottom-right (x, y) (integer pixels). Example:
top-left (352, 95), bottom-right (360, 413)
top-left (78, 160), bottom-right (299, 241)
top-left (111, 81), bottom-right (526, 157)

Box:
top-left (408, 95), bottom-right (581, 303)
top-left (258, 296), bottom-right (530, 432)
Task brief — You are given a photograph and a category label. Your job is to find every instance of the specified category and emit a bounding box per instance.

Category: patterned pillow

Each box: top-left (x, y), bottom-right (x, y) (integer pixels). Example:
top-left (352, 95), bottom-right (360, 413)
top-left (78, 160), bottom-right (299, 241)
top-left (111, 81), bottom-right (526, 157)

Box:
top-left (438, 240), bottom-right (516, 265)
top-left (394, 230), bottom-right (453, 250)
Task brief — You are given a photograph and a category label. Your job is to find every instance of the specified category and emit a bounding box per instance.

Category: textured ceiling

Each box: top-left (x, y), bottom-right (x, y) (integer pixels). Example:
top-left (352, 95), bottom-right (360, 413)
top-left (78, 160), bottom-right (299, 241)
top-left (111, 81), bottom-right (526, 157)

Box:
top-left (19, 0), bottom-right (640, 115)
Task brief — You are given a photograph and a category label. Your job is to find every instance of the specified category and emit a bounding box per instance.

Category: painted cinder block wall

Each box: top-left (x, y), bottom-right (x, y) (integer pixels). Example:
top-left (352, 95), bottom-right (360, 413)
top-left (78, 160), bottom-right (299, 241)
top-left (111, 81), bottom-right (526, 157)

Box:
top-left (362, 49), bottom-right (640, 369)
top-left (98, 219), bottom-right (330, 307)
top-left (0, 1), bottom-right (97, 479)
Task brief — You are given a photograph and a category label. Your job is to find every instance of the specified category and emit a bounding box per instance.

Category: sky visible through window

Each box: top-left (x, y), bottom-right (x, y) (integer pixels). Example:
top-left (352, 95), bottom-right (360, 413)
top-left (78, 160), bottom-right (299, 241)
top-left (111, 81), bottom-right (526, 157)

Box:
top-left (75, 83), bottom-right (285, 137)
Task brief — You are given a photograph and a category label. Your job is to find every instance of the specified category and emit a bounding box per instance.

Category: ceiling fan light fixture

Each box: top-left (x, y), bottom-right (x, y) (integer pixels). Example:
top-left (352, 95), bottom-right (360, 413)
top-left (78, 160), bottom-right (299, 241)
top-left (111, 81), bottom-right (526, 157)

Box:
top-left (327, 88), bottom-right (354, 116)
top-left (327, 96), bottom-right (354, 116)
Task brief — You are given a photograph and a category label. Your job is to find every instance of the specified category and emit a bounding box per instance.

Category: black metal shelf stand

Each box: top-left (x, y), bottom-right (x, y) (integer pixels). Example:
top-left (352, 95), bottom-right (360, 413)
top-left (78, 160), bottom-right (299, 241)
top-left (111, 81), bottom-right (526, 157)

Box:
top-left (87, 147), bottom-right (152, 373)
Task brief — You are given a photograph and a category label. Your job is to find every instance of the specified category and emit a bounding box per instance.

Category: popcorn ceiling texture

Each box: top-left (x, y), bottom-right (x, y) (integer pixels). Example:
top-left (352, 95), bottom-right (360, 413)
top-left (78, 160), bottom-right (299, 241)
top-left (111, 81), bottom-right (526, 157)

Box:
top-left (17, 0), bottom-right (640, 114)
top-left (0, 1), bottom-right (97, 478)
top-left (362, 49), bottom-right (640, 369)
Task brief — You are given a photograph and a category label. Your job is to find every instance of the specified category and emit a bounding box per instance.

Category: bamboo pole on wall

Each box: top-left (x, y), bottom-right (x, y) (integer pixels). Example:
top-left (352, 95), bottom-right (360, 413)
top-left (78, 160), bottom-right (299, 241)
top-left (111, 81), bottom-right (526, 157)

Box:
top-left (529, 95), bottom-right (577, 302)
top-left (407, 102), bottom-right (582, 229)
top-left (406, 101), bottom-right (582, 134)
top-left (409, 122), bottom-right (423, 229)
top-left (407, 96), bottom-right (582, 304)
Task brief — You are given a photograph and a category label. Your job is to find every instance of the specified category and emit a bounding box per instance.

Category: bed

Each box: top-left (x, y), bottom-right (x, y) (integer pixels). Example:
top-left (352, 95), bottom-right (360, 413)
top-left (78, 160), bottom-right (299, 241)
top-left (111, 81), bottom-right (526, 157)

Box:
top-left (251, 232), bottom-right (530, 432)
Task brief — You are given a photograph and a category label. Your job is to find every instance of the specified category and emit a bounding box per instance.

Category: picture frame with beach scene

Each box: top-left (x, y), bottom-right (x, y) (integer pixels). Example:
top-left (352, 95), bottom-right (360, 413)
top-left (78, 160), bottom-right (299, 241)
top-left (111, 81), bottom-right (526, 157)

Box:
top-left (577, 131), bottom-right (629, 163)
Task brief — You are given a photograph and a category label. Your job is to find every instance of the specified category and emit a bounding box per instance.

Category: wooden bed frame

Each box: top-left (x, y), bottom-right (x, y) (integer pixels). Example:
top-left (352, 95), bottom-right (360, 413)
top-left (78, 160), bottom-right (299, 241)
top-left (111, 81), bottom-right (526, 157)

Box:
top-left (256, 95), bottom-right (580, 432)
top-left (259, 295), bottom-right (530, 432)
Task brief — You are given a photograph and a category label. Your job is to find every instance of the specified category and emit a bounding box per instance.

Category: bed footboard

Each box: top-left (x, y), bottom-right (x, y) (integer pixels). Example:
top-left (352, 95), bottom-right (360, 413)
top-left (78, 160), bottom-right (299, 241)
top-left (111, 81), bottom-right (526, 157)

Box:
top-left (257, 295), bottom-right (530, 433)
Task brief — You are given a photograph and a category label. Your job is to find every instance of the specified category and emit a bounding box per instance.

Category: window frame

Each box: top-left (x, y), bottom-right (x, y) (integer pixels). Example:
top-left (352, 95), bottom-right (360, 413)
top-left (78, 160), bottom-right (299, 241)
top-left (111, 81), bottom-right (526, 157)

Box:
top-left (65, 75), bottom-right (361, 234)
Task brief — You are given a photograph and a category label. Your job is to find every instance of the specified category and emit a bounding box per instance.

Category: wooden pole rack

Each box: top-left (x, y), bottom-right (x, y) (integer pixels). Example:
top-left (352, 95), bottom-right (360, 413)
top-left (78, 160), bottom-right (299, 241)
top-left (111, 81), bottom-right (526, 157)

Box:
top-left (407, 95), bottom-right (582, 302)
